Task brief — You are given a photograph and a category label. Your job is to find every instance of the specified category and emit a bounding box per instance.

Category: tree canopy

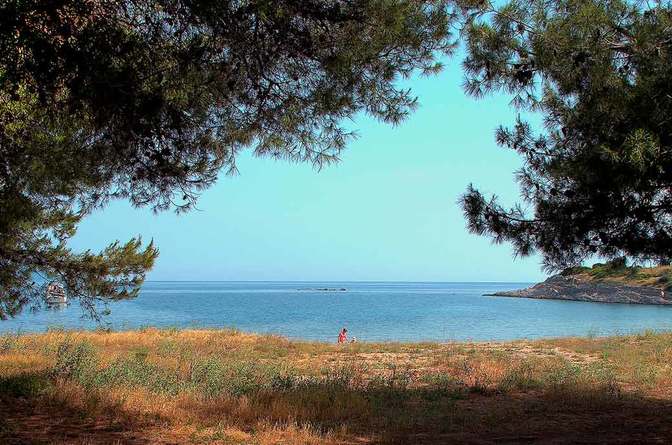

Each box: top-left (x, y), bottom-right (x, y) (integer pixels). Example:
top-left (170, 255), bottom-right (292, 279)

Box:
top-left (0, 0), bottom-right (455, 318)
top-left (458, 0), bottom-right (672, 271)
top-left (6, 0), bottom-right (670, 319)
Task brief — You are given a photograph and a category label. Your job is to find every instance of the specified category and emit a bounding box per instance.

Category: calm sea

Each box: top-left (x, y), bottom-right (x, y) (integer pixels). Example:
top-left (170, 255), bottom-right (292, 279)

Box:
top-left (3, 281), bottom-right (672, 341)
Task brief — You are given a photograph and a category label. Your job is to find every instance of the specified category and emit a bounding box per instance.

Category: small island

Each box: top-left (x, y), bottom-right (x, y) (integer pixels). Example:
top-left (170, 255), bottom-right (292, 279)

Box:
top-left (297, 287), bottom-right (347, 292)
top-left (488, 258), bottom-right (672, 305)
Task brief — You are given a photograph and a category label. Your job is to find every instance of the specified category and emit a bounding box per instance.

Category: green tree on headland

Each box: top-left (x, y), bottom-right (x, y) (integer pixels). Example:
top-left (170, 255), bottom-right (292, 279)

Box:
top-left (458, 0), bottom-right (672, 271)
top-left (0, 0), bottom-right (455, 318)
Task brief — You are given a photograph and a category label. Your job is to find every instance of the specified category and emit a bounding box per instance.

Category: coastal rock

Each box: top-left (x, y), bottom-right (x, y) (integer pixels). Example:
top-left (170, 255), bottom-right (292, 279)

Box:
top-left (488, 275), bottom-right (672, 305)
top-left (297, 288), bottom-right (347, 292)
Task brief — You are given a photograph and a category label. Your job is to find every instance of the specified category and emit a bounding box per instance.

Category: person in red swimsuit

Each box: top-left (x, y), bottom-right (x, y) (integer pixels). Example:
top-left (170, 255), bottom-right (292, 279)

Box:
top-left (337, 328), bottom-right (348, 344)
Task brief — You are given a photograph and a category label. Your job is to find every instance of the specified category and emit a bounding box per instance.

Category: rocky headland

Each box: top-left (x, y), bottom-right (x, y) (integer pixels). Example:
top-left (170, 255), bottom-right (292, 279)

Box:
top-left (489, 274), bottom-right (672, 305)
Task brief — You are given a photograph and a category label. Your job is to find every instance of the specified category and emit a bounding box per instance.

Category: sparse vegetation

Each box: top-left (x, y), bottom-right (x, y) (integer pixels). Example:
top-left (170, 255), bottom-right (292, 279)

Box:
top-left (1, 328), bottom-right (672, 443)
top-left (562, 258), bottom-right (672, 289)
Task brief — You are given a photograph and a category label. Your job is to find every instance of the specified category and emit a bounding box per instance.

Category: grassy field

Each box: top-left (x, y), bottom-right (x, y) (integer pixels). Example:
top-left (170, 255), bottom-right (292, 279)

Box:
top-left (2, 328), bottom-right (672, 444)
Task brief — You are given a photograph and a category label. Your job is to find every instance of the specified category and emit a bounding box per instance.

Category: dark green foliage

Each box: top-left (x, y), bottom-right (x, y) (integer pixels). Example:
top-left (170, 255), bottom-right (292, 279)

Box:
top-left (561, 266), bottom-right (591, 276)
top-left (498, 360), bottom-right (540, 392)
top-left (458, 0), bottom-right (672, 270)
top-left (0, 0), bottom-right (456, 318)
top-left (97, 353), bottom-right (183, 394)
top-left (419, 373), bottom-right (467, 401)
top-left (658, 271), bottom-right (672, 290)
top-left (588, 257), bottom-right (634, 279)
top-left (188, 357), bottom-right (284, 397)
top-left (562, 257), bottom-right (637, 279)
top-left (52, 340), bottom-right (99, 382)
top-left (0, 373), bottom-right (50, 397)
top-left (0, 332), bottom-right (21, 353)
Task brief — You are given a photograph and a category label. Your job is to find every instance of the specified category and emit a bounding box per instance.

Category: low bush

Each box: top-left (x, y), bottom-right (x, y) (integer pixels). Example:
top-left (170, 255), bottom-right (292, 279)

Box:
top-left (96, 354), bottom-right (183, 395)
top-left (52, 341), bottom-right (98, 384)
top-left (0, 333), bottom-right (21, 353)
top-left (498, 360), bottom-right (541, 392)
top-left (0, 373), bottom-right (50, 397)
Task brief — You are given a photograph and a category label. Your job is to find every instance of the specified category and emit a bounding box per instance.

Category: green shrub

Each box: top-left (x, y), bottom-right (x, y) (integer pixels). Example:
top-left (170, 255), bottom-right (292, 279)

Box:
top-left (0, 373), bottom-right (50, 397)
top-left (633, 363), bottom-right (659, 389)
top-left (606, 257), bottom-right (627, 269)
top-left (419, 373), bottom-right (466, 401)
top-left (658, 272), bottom-right (672, 290)
top-left (189, 357), bottom-right (228, 397)
top-left (156, 338), bottom-right (179, 357)
top-left (544, 361), bottom-right (581, 389)
top-left (270, 371), bottom-right (300, 391)
top-left (189, 358), bottom-right (284, 397)
top-left (223, 362), bottom-right (281, 396)
top-left (561, 266), bottom-right (590, 276)
top-left (585, 361), bottom-right (620, 397)
top-left (131, 346), bottom-right (150, 362)
top-left (0, 333), bottom-right (21, 353)
top-left (589, 257), bottom-right (632, 279)
top-left (96, 354), bottom-right (182, 395)
top-left (46, 325), bottom-right (67, 333)
top-left (94, 325), bottom-right (113, 334)
top-left (52, 341), bottom-right (98, 384)
top-left (52, 340), bottom-right (183, 395)
top-left (321, 364), bottom-right (361, 390)
top-left (499, 361), bottom-right (540, 392)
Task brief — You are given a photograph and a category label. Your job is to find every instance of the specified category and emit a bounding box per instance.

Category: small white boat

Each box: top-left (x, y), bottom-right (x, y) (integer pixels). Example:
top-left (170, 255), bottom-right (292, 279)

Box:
top-left (45, 282), bottom-right (67, 305)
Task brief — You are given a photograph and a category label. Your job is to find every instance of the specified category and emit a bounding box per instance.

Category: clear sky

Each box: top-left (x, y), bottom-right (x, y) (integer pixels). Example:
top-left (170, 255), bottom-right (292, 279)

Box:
top-left (70, 54), bottom-right (547, 283)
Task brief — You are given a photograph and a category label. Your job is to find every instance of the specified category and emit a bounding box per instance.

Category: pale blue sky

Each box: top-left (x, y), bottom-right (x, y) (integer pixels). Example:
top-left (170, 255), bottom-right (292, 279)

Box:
top-left (70, 55), bottom-right (547, 282)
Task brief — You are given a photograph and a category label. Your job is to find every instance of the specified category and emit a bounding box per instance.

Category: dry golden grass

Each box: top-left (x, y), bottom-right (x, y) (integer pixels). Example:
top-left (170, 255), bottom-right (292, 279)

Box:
top-left (2, 328), bottom-right (672, 444)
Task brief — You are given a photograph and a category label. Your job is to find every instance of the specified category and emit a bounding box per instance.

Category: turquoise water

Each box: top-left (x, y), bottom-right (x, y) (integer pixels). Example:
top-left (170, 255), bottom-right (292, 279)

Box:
top-left (3, 281), bottom-right (672, 341)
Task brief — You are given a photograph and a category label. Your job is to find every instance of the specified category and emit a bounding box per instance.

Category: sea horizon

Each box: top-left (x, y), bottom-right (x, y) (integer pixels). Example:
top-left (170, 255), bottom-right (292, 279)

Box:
top-left (4, 281), bottom-right (672, 342)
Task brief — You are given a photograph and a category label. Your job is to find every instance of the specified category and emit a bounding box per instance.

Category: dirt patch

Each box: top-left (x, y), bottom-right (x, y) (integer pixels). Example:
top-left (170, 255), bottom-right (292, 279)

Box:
top-left (0, 397), bottom-right (156, 445)
top-left (476, 342), bottom-right (602, 365)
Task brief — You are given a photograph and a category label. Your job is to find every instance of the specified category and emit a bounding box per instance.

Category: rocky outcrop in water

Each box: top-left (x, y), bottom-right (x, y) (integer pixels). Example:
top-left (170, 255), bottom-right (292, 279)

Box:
top-left (297, 288), bottom-right (347, 292)
top-left (488, 275), bottom-right (672, 305)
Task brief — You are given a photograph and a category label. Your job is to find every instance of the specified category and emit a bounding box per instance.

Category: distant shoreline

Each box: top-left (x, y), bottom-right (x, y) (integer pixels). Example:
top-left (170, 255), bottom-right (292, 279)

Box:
top-left (5, 280), bottom-right (672, 341)
top-left (488, 272), bottom-right (672, 305)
